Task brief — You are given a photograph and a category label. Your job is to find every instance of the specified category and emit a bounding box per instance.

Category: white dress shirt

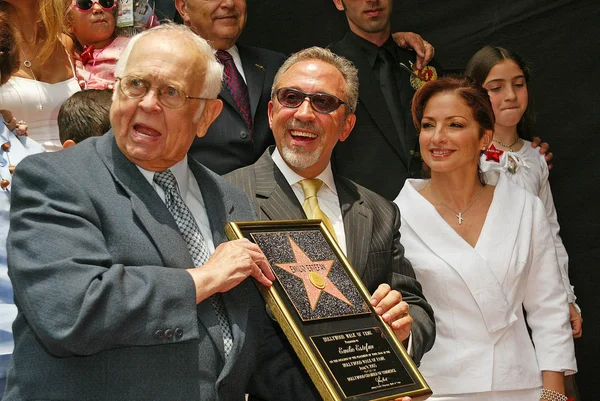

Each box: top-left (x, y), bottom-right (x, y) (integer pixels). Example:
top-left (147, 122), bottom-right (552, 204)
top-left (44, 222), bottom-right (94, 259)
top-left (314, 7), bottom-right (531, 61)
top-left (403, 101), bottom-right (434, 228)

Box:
top-left (272, 148), bottom-right (347, 256)
top-left (137, 156), bottom-right (216, 256)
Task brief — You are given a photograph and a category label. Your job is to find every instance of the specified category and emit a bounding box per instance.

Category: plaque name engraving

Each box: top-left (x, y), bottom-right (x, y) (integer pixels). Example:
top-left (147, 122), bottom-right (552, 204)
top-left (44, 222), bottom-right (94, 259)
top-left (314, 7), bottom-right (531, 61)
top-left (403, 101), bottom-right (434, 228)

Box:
top-left (311, 328), bottom-right (414, 398)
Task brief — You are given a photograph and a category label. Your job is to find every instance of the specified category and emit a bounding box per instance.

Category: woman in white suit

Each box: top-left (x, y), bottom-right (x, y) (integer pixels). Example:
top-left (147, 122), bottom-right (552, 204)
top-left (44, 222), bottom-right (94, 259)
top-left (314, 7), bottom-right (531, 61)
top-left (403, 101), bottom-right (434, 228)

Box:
top-left (394, 76), bottom-right (576, 401)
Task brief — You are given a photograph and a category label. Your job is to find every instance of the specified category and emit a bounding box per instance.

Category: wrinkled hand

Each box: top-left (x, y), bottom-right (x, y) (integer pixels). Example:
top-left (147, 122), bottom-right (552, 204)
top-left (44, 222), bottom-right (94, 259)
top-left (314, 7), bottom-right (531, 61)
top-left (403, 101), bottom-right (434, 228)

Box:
top-left (391, 31), bottom-right (434, 70)
top-left (371, 284), bottom-right (412, 342)
top-left (531, 136), bottom-right (552, 170)
top-left (187, 239), bottom-right (274, 304)
top-left (569, 303), bottom-right (583, 338)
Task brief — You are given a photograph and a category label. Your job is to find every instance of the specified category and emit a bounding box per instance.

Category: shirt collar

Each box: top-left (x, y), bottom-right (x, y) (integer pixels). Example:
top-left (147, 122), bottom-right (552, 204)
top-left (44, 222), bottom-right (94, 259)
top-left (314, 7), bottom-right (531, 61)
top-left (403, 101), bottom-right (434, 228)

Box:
top-left (136, 156), bottom-right (190, 197)
top-left (271, 147), bottom-right (337, 196)
top-left (213, 45), bottom-right (242, 66)
top-left (347, 30), bottom-right (396, 69)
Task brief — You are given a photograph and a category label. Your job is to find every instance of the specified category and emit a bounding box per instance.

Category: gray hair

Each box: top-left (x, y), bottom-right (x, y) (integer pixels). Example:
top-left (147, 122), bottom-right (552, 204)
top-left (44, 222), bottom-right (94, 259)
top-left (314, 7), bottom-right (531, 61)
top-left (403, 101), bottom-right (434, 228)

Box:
top-left (114, 23), bottom-right (223, 99)
top-left (271, 46), bottom-right (359, 113)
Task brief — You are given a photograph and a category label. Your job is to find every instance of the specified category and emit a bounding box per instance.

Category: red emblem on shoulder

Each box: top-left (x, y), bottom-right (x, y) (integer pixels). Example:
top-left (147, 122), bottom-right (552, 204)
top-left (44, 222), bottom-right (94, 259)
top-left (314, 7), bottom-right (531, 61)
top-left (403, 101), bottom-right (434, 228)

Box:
top-left (484, 144), bottom-right (503, 163)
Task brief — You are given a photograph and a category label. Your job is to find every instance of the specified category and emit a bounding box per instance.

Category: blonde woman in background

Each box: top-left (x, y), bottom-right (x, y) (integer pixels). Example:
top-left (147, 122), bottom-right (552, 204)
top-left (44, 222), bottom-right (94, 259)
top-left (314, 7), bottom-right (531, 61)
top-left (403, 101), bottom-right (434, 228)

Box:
top-left (0, 0), bottom-right (80, 151)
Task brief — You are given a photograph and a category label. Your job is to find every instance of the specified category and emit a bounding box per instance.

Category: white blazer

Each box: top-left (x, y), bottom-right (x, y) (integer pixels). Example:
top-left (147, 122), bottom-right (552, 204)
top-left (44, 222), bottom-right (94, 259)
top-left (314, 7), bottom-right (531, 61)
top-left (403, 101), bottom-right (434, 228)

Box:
top-left (395, 174), bottom-right (576, 396)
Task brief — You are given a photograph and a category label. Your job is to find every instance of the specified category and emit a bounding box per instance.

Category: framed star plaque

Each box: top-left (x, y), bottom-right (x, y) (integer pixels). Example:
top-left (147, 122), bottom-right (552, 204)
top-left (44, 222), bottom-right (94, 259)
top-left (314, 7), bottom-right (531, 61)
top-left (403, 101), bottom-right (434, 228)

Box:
top-left (225, 220), bottom-right (432, 401)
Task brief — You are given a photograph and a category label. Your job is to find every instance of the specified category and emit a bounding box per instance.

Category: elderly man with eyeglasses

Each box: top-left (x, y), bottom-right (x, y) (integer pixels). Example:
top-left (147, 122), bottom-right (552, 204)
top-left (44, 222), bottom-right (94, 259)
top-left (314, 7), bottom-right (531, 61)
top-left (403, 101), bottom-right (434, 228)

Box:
top-left (3, 24), bottom-right (318, 401)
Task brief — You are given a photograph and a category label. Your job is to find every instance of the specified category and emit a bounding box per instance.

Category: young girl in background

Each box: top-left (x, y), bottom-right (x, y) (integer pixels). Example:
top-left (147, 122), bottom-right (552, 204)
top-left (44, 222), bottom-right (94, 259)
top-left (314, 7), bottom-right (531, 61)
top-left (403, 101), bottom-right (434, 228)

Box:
top-left (465, 47), bottom-right (582, 339)
top-left (69, 0), bottom-right (130, 90)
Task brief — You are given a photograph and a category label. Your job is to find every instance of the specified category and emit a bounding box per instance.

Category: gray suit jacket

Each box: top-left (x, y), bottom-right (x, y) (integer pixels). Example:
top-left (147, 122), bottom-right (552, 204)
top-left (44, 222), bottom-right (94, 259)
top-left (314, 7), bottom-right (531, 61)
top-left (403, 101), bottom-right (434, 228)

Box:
top-left (188, 45), bottom-right (285, 175)
top-left (224, 148), bottom-right (435, 364)
top-left (5, 133), bottom-right (313, 401)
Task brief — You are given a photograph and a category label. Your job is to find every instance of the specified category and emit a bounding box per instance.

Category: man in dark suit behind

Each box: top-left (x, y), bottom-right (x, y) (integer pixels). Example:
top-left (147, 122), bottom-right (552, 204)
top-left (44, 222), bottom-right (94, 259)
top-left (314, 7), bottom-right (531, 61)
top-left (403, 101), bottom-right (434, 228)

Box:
top-left (225, 47), bottom-right (435, 365)
top-left (329, 0), bottom-right (438, 200)
top-left (176, 0), bottom-right (285, 174)
top-left (4, 24), bottom-right (316, 401)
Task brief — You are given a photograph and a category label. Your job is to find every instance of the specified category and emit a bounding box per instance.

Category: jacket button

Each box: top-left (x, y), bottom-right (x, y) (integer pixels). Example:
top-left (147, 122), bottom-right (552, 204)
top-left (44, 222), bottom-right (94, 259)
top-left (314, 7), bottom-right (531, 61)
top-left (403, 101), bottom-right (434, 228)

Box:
top-left (154, 330), bottom-right (165, 340)
top-left (165, 329), bottom-right (174, 339)
top-left (239, 131), bottom-right (248, 139)
top-left (174, 327), bottom-right (183, 338)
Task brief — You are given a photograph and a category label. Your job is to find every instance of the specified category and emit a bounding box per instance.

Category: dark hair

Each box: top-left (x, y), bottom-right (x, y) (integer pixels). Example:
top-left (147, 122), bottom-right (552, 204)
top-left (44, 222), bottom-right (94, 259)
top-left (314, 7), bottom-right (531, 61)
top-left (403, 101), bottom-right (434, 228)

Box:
top-left (0, 6), bottom-right (20, 85)
top-left (412, 75), bottom-right (495, 134)
top-left (465, 46), bottom-right (535, 140)
top-left (411, 76), bottom-right (495, 185)
top-left (58, 89), bottom-right (113, 144)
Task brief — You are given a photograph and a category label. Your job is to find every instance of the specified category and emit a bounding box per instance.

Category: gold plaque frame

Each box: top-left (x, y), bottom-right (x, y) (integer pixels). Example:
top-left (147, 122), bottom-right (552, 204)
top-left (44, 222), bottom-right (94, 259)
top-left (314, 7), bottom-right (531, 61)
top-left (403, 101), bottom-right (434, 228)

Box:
top-left (225, 220), bottom-right (432, 401)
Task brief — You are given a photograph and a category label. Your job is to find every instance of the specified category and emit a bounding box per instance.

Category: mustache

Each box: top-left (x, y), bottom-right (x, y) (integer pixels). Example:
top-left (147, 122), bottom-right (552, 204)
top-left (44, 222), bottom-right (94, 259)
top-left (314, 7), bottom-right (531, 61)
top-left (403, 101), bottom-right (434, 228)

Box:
top-left (364, 2), bottom-right (382, 10)
top-left (284, 120), bottom-right (323, 135)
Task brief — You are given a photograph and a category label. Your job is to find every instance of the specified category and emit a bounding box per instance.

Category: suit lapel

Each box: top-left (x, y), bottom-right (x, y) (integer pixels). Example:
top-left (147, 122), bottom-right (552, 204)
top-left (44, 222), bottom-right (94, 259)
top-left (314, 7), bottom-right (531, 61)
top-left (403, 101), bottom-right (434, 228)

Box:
top-left (238, 45), bottom-right (266, 119)
top-left (474, 173), bottom-right (526, 289)
top-left (394, 48), bottom-right (419, 161)
top-left (336, 177), bottom-right (373, 277)
top-left (95, 133), bottom-right (193, 269)
top-left (188, 158), bottom-right (250, 363)
top-left (399, 180), bottom-right (517, 333)
top-left (253, 150), bottom-right (306, 221)
top-left (218, 84), bottom-right (238, 116)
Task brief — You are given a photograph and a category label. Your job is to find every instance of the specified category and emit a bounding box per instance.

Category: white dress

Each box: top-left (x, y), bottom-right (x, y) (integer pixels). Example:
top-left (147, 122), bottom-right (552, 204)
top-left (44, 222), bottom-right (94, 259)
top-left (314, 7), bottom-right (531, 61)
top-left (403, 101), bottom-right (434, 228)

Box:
top-left (480, 140), bottom-right (575, 302)
top-left (0, 48), bottom-right (80, 152)
top-left (0, 117), bottom-right (45, 379)
top-left (394, 175), bottom-right (576, 400)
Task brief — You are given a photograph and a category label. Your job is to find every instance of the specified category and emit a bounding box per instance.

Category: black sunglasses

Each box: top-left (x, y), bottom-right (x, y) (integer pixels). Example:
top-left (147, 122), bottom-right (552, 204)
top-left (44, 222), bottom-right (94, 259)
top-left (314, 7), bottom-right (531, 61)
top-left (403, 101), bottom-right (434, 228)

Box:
top-left (73, 0), bottom-right (117, 12)
top-left (275, 87), bottom-right (353, 114)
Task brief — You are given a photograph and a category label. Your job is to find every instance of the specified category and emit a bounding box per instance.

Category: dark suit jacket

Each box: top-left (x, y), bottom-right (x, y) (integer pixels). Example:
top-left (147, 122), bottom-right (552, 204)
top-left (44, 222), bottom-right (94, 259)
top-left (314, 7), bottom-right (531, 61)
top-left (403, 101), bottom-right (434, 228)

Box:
top-left (329, 31), bottom-right (427, 200)
top-left (188, 44), bottom-right (286, 175)
top-left (4, 133), bottom-right (314, 401)
top-left (224, 148), bottom-right (435, 364)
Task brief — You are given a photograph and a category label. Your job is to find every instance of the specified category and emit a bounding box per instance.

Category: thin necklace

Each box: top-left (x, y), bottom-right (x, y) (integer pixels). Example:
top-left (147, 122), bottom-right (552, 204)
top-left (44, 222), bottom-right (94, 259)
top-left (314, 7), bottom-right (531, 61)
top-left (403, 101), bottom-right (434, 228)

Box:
top-left (429, 182), bottom-right (485, 225)
top-left (20, 49), bottom-right (44, 111)
top-left (493, 137), bottom-right (520, 151)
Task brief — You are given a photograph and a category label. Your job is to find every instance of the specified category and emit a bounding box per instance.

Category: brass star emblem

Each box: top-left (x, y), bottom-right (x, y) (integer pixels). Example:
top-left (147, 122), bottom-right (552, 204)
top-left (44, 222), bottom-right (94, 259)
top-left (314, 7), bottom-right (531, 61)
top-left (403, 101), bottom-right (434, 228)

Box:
top-left (275, 236), bottom-right (353, 310)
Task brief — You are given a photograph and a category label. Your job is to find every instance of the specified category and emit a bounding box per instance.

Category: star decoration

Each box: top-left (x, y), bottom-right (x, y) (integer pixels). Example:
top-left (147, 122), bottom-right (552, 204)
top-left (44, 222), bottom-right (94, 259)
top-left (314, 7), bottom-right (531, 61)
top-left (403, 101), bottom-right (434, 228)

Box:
top-left (275, 236), bottom-right (353, 311)
top-left (484, 144), bottom-right (504, 163)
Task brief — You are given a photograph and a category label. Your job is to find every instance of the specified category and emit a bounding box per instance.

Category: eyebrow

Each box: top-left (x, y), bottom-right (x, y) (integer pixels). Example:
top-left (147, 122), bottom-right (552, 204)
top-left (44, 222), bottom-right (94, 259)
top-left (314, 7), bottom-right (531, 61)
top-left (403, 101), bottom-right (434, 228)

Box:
top-left (484, 75), bottom-right (526, 84)
top-left (422, 115), bottom-right (468, 120)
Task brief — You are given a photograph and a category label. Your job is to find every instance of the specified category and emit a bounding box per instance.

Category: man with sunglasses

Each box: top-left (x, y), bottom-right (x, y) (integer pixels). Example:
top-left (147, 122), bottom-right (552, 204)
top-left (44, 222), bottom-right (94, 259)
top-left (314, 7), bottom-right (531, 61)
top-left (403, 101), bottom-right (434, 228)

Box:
top-left (173, 0), bottom-right (433, 177)
top-left (4, 24), bottom-right (317, 401)
top-left (225, 47), bottom-right (435, 374)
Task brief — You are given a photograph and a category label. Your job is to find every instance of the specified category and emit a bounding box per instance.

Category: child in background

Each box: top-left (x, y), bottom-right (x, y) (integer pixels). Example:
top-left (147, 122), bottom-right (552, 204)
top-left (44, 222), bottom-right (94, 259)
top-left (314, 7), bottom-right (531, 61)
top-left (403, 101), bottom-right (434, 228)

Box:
top-left (466, 47), bottom-right (583, 348)
top-left (58, 89), bottom-right (112, 147)
top-left (68, 0), bottom-right (130, 90)
top-left (466, 47), bottom-right (582, 336)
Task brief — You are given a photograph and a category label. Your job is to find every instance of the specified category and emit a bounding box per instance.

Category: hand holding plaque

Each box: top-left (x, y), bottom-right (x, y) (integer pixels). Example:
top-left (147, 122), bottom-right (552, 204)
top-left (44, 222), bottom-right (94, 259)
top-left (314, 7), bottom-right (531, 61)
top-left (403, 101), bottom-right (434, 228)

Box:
top-left (370, 284), bottom-right (413, 343)
top-left (225, 220), bottom-right (432, 401)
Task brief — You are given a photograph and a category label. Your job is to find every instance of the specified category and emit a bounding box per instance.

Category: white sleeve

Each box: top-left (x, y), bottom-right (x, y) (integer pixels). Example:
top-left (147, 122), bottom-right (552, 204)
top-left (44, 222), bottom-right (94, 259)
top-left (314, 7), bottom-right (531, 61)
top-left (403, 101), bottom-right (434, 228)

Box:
top-left (537, 158), bottom-right (575, 303)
